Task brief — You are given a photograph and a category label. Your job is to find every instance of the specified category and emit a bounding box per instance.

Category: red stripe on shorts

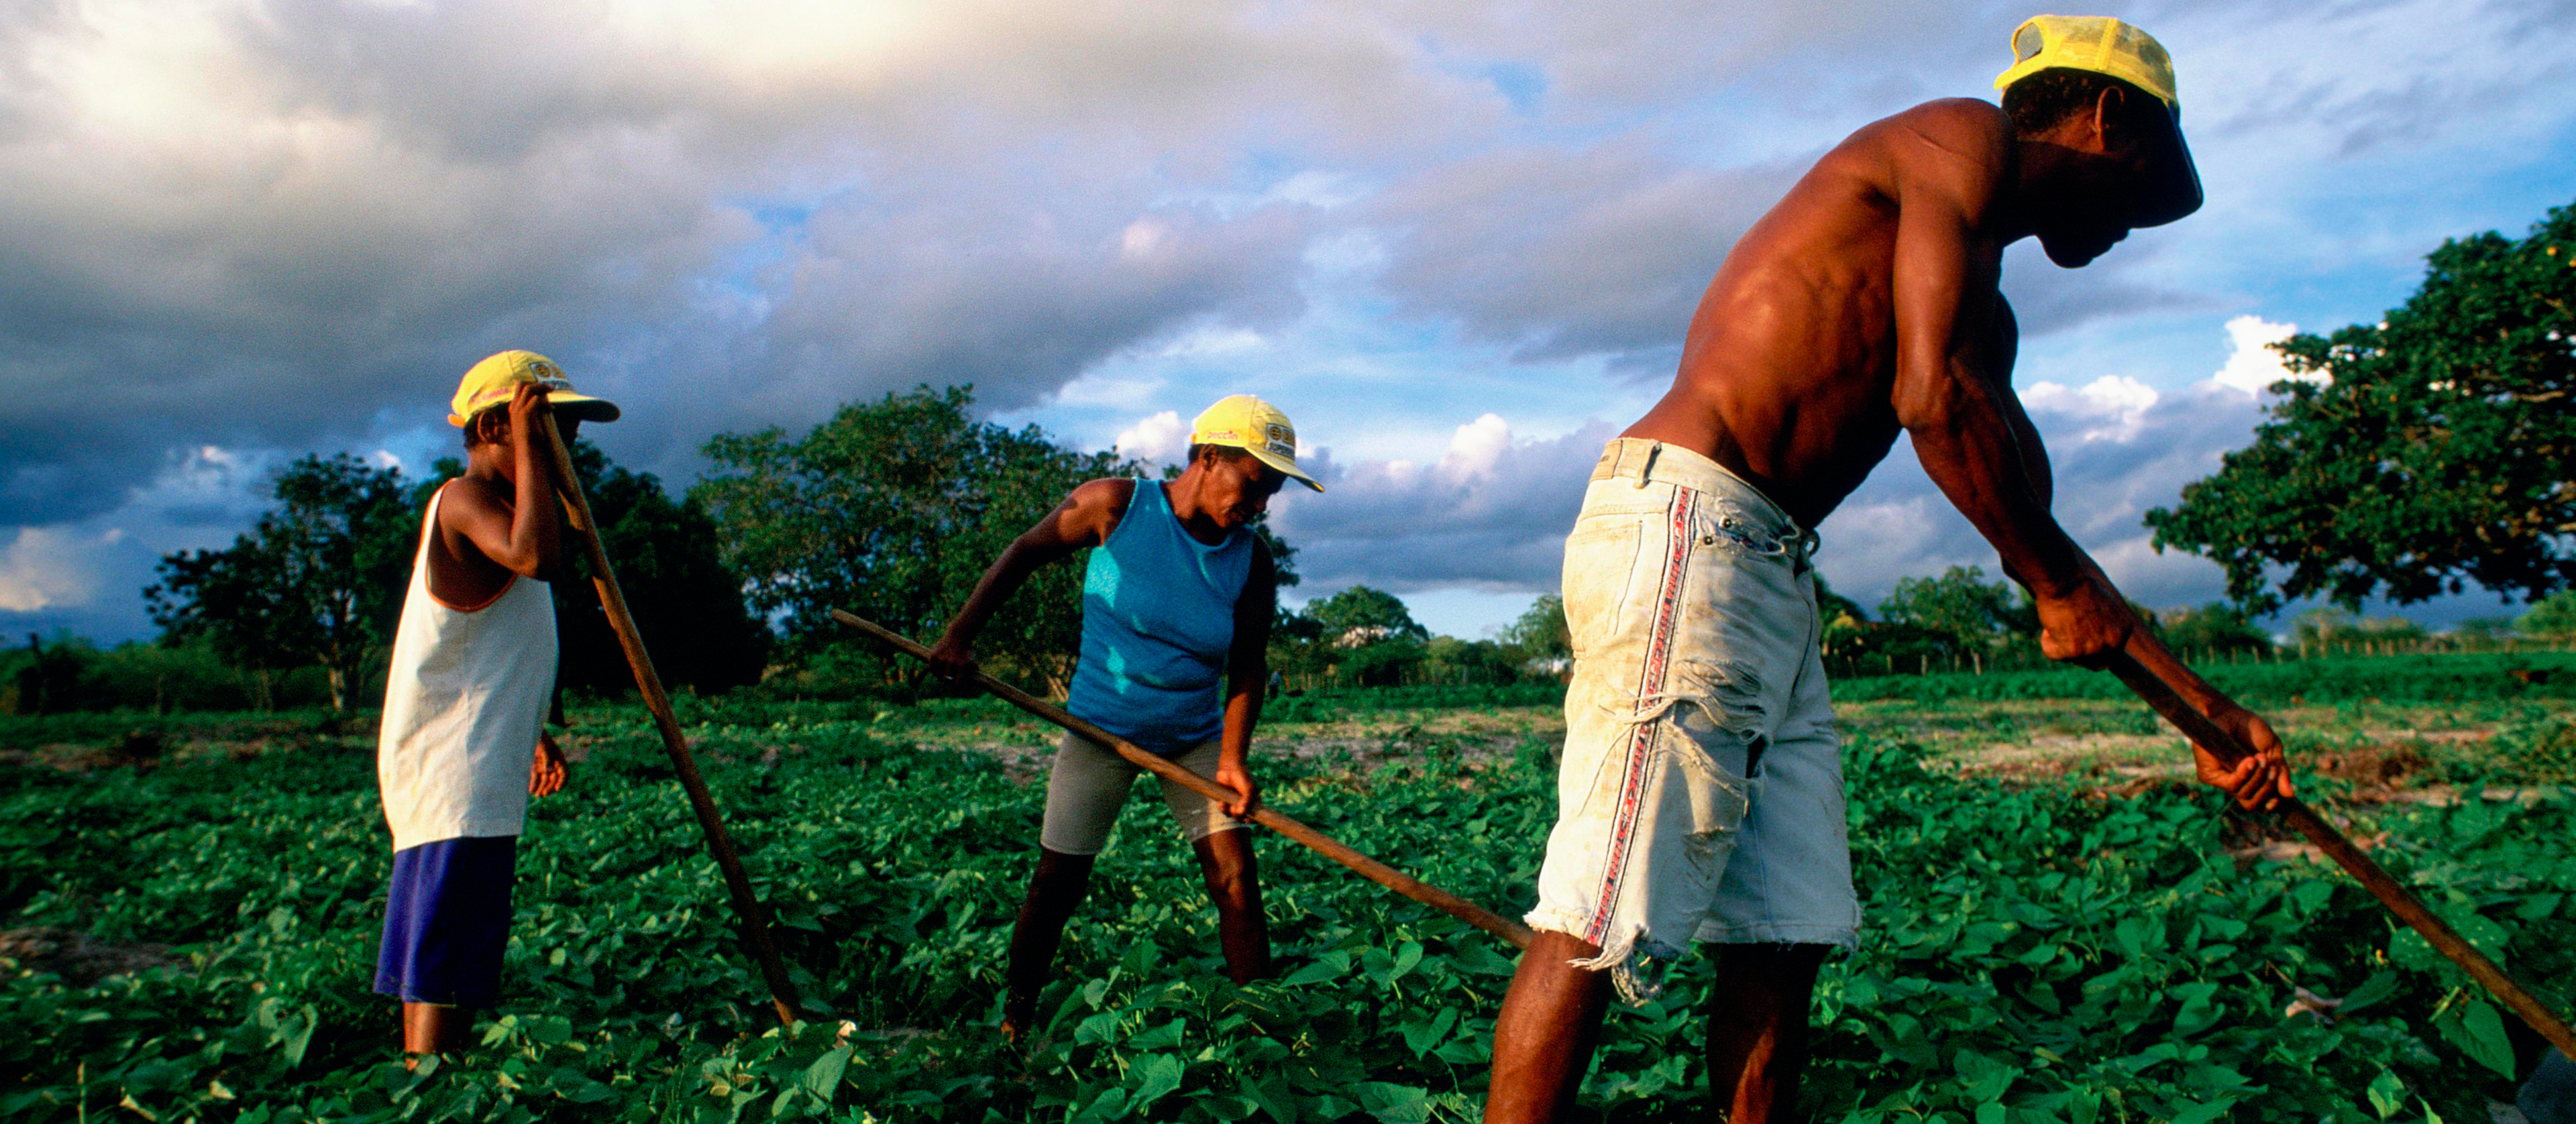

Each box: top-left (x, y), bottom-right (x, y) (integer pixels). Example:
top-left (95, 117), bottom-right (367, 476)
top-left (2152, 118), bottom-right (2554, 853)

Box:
top-left (1582, 484), bottom-right (1697, 947)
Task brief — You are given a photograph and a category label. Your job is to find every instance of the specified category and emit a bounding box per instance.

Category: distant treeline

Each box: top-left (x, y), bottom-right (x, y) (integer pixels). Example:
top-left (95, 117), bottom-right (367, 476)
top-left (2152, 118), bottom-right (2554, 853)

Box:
top-left (10, 376), bottom-right (2576, 716)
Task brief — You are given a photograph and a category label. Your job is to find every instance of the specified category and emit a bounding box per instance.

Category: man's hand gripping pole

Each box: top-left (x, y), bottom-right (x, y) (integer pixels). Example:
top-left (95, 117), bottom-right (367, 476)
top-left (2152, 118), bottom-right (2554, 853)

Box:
top-left (2106, 650), bottom-right (2576, 1058)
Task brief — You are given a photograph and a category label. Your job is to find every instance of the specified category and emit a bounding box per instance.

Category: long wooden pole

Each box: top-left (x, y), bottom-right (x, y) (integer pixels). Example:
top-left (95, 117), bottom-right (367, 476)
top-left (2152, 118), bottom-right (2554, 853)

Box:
top-left (831, 610), bottom-right (1536, 950)
top-left (543, 415), bottom-right (803, 1027)
top-left (2106, 651), bottom-right (2575, 1056)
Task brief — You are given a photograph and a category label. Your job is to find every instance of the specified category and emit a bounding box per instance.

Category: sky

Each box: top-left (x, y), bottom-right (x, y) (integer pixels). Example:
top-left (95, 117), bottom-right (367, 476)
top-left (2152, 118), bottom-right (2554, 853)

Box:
top-left (2, 0), bottom-right (2571, 645)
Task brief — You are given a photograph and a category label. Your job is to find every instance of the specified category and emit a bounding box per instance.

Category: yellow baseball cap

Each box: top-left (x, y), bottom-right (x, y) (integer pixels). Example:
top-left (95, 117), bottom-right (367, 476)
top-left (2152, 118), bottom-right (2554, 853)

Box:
top-left (447, 350), bottom-right (621, 427)
top-left (1994, 15), bottom-right (2202, 227)
top-left (1190, 394), bottom-right (1322, 492)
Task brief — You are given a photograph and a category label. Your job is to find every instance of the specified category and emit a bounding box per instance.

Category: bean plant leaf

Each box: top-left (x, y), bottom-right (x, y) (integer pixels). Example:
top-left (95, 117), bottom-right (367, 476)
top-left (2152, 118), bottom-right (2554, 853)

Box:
top-left (2339, 971), bottom-right (2400, 1015)
top-left (2437, 999), bottom-right (2517, 1078)
top-left (801, 1044), bottom-right (850, 1104)
top-left (1130, 1054), bottom-right (1185, 1113)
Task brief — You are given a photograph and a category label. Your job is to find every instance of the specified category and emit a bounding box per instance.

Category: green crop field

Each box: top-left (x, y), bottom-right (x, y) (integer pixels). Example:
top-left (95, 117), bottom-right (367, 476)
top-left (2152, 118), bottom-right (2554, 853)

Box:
top-left (5, 651), bottom-right (2575, 1123)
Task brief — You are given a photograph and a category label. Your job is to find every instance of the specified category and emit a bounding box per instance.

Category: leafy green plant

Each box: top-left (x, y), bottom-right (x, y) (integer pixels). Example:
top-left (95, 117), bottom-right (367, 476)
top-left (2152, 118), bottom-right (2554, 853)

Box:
top-left (2, 689), bottom-right (2569, 1121)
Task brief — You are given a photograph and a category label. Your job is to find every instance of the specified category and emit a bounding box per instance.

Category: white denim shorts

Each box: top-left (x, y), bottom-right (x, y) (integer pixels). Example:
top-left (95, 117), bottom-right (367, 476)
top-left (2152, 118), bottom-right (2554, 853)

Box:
top-left (1039, 732), bottom-right (1244, 856)
top-left (1525, 439), bottom-right (1859, 1001)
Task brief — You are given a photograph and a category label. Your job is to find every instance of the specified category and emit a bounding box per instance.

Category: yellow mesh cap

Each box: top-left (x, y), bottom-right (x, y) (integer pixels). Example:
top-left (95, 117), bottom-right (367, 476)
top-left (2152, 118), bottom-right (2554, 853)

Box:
top-left (447, 350), bottom-right (621, 427)
top-left (1189, 394), bottom-right (1322, 492)
top-left (1994, 14), bottom-right (2201, 227)
top-left (1994, 15), bottom-right (2180, 115)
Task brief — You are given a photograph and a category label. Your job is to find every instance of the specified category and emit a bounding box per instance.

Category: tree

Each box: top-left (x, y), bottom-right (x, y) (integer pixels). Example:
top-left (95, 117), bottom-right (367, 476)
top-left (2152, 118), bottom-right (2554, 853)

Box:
top-left (1876, 565), bottom-right (2035, 659)
top-left (1499, 594), bottom-right (1571, 664)
top-left (148, 454), bottom-right (413, 710)
top-left (2153, 602), bottom-right (2272, 655)
top-left (1305, 585), bottom-right (1428, 647)
top-left (2147, 197), bottom-right (2576, 613)
top-left (2522, 590), bottom-right (2576, 639)
top-left (694, 386), bottom-right (1134, 694)
top-left (2290, 606), bottom-right (2425, 648)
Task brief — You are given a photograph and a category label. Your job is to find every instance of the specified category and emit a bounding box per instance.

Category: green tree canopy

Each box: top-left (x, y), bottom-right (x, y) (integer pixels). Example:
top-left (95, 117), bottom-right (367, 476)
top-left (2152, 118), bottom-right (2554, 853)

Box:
top-left (2146, 197), bottom-right (2576, 613)
top-left (2522, 590), bottom-right (2576, 639)
top-left (2153, 602), bottom-right (2273, 655)
top-left (1498, 594), bottom-right (1570, 662)
top-left (1876, 565), bottom-right (2035, 657)
top-left (146, 453), bottom-right (413, 710)
top-left (2289, 606), bottom-right (2426, 647)
top-left (1305, 585), bottom-right (1428, 646)
top-left (693, 386), bottom-right (1135, 693)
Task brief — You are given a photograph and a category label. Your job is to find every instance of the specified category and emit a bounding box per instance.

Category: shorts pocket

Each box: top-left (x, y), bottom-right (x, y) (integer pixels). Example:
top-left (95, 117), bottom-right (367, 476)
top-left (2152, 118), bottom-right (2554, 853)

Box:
top-left (1561, 518), bottom-right (1642, 657)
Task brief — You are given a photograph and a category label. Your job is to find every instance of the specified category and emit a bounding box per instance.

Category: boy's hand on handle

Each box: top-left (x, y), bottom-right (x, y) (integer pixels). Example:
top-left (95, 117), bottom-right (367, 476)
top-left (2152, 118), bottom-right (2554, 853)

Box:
top-left (530, 732), bottom-right (568, 797)
top-left (507, 382), bottom-right (554, 447)
top-left (1216, 758), bottom-right (1261, 819)
top-left (926, 631), bottom-right (975, 681)
top-left (2190, 701), bottom-right (2293, 812)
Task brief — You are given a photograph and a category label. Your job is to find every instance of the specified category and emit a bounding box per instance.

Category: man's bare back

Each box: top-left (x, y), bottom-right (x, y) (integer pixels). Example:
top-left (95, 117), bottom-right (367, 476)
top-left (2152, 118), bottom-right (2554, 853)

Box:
top-left (1625, 99), bottom-right (2043, 528)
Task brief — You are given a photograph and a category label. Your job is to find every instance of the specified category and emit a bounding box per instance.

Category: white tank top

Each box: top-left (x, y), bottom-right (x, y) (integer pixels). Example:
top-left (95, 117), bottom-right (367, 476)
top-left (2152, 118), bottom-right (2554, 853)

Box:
top-left (376, 484), bottom-right (559, 852)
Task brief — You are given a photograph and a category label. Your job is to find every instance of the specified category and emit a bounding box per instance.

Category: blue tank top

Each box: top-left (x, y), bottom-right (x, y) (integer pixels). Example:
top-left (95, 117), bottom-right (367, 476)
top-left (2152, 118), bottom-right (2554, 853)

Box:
top-left (1065, 481), bottom-right (1255, 754)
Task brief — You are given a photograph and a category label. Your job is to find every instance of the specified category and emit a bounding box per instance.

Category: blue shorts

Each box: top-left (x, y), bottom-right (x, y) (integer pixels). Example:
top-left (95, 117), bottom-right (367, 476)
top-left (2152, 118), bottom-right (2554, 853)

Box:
top-left (374, 836), bottom-right (519, 1008)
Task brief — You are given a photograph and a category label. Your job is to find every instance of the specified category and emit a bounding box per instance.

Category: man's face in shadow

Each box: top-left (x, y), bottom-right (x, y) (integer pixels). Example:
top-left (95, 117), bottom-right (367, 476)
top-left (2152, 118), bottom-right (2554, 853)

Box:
top-left (2033, 87), bottom-right (2196, 268)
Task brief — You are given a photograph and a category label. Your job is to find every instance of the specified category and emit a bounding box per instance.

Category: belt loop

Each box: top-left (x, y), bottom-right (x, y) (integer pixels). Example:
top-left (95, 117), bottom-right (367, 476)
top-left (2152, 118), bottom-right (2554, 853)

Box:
top-left (1633, 442), bottom-right (1660, 489)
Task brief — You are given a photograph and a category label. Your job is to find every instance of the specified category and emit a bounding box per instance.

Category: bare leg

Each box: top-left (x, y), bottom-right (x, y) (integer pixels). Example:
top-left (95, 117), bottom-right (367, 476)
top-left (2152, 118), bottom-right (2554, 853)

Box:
top-left (1484, 930), bottom-right (1615, 1123)
top-left (1189, 829), bottom-right (1271, 984)
top-left (1002, 847), bottom-right (1096, 1041)
top-left (402, 1002), bottom-right (475, 1060)
top-left (1705, 944), bottom-right (1828, 1123)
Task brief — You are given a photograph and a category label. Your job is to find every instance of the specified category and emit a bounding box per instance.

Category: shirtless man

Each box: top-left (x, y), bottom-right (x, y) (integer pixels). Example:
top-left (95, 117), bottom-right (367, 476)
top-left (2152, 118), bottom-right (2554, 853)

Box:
top-left (1484, 18), bottom-right (2293, 1122)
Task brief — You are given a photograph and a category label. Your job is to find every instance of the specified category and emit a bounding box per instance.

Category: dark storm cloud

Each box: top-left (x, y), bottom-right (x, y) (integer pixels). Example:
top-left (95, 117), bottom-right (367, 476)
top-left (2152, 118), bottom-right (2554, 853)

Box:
top-left (1360, 144), bottom-right (1802, 372)
top-left (1271, 418), bottom-right (1615, 591)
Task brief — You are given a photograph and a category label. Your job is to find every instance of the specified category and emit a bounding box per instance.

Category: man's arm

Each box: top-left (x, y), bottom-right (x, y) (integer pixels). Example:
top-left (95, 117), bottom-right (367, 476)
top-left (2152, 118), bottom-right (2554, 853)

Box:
top-left (1884, 162), bottom-right (2121, 655)
top-left (925, 478), bottom-right (1132, 679)
top-left (1214, 546), bottom-right (1277, 818)
top-left (445, 384), bottom-right (570, 581)
top-left (1885, 140), bottom-right (2292, 810)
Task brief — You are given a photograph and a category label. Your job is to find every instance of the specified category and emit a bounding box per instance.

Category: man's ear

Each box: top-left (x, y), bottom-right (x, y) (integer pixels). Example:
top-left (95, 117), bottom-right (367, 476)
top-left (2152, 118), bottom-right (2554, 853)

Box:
top-left (476, 410), bottom-right (508, 447)
top-left (2086, 85), bottom-right (2129, 152)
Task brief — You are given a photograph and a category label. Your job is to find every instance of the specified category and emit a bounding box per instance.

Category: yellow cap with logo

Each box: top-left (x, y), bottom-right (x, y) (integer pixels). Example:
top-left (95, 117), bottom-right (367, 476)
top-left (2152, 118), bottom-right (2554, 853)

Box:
top-left (1190, 394), bottom-right (1322, 492)
top-left (447, 350), bottom-right (622, 428)
top-left (1994, 14), bottom-right (2202, 227)
top-left (1994, 15), bottom-right (2180, 113)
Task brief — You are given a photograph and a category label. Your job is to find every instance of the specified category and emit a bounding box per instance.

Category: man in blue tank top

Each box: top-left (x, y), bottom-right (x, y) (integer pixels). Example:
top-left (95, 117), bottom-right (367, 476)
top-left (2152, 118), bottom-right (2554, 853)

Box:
top-left (927, 394), bottom-right (1322, 1042)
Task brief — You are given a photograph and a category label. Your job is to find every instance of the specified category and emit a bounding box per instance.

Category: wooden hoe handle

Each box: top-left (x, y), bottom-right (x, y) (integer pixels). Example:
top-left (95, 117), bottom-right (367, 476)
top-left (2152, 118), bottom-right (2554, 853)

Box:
top-left (545, 415), bottom-right (805, 1027)
top-left (832, 610), bottom-right (1537, 950)
top-left (2104, 651), bottom-right (2576, 1058)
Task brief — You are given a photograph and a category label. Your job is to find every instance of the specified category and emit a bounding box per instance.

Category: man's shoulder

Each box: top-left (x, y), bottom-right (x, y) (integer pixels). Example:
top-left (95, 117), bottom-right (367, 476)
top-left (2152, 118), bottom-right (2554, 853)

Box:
top-left (1067, 475), bottom-right (1139, 511)
top-left (433, 474), bottom-right (508, 525)
top-left (1841, 99), bottom-right (2013, 209)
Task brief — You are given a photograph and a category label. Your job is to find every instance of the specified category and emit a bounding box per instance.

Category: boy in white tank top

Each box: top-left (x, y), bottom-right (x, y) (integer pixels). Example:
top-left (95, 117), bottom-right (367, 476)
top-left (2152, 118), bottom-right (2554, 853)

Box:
top-left (374, 351), bottom-right (617, 1058)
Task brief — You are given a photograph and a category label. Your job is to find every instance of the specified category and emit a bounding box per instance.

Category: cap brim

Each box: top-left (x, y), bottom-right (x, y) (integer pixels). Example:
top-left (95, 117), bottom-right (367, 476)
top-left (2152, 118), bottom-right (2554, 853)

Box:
top-left (2134, 109), bottom-right (2202, 228)
top-left (545, 391), bottom-right (621, 423)
top-left (1245, 446), bottom-right (1323, 492)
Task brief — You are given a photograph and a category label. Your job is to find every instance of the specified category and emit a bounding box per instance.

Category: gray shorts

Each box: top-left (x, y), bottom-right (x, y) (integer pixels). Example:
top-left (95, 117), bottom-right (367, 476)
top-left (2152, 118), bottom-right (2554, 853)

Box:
top-left (1038, 731), bottom-right (1244, 856)
top-left (1525, 439), bottom-right (1860, 1001)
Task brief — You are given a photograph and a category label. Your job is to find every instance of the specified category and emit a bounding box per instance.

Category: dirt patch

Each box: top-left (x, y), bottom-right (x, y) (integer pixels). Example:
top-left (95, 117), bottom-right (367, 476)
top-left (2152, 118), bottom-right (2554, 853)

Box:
top-left (2305, 743), bottom-right (2435, 790)
top-left (0, 730), bottom-right (167, 773)
top-left (0, 927), bottom-right (184, 985)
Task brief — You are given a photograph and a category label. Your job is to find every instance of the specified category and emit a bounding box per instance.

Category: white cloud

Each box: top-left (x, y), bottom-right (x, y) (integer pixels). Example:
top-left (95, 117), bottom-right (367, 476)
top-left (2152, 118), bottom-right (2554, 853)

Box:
top-left (1114, 410), bottom-right (1191, 464)
top-left (1437, 413), bottom-right (1512, 479)
top-left (2205, 315), bottom-right (2308, 396)
top-left (2020, 375), bottom-right (2161, 443)
top-left (0, 527), bottom-right (105, 612)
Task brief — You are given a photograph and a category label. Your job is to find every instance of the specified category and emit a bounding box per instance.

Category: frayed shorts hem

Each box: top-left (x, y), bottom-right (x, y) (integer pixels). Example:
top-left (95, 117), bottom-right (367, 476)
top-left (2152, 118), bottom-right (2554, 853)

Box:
top-left (1693, 920), bottom-right (1860, 951)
